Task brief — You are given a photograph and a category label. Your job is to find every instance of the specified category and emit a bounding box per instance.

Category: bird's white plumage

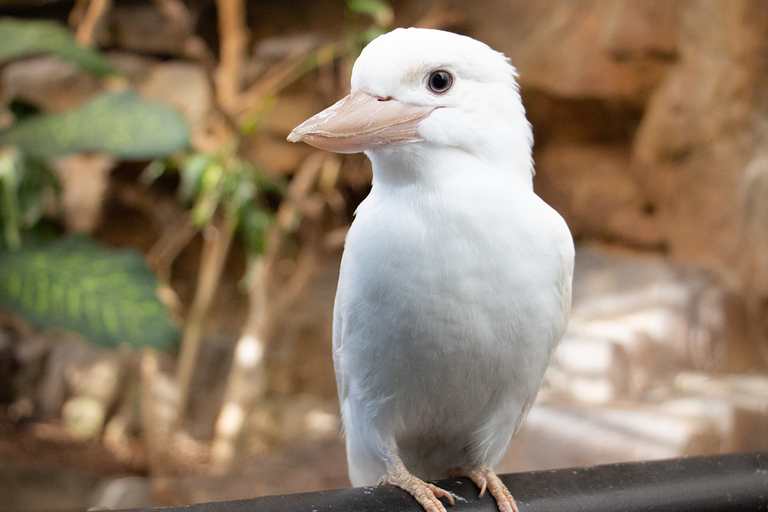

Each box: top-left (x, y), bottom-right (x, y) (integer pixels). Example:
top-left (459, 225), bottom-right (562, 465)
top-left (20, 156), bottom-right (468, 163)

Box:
top-left (330, 28), bottom-right (574, 488)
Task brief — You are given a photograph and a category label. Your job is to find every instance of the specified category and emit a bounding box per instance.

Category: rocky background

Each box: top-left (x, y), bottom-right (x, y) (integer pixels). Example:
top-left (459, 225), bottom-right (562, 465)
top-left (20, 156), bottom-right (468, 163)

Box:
top-left (1, 0), bottom-right (768, 510)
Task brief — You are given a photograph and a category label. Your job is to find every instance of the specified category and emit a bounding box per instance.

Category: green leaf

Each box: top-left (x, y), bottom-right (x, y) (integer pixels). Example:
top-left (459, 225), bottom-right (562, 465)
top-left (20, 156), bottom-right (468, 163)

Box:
top-left (240, 207), bottom-right (271, 255)
top-left (17, 155), bottom-right (59, 227)
top-left (0, 17), bottom-right (117, 77)
top-left (0, 236), bottom-right (179, 350)
top-left (0, 150), bottom-right (22, 248)
top-left (346, 0), bottom-right (393, 27)
top-left (178, 154), bottom-right (214, 204)
top-left (0, 149), bottom-right (61, 249)
top-left (0, 91), bottom-right (191, 160)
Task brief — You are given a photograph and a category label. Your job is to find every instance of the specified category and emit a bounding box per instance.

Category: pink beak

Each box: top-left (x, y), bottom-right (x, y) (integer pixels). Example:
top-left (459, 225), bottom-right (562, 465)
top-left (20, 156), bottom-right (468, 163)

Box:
top-left (287, 90), bottom-right (436, 154)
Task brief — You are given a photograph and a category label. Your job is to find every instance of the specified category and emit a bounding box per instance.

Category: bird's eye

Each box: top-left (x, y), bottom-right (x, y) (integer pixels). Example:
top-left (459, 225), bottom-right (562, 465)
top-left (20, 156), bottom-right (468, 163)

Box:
top-left (427, 70), bottom-right (453, 94)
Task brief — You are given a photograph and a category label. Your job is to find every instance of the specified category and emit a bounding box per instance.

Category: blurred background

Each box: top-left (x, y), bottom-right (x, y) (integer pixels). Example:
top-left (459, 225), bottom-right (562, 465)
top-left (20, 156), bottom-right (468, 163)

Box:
top-left (0, 0), bottom-right (767, 510)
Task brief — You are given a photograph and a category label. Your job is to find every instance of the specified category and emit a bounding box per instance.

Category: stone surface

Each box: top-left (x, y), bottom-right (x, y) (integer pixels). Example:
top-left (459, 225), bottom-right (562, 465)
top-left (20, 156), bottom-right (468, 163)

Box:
top-left (502, 1), bottom-right (676, 103)
top-left (631, 1), bottom-right (768, 266)
top-left (97, 3), bottom-right (192, 57)
top-left (451, 0), bottom-right (768, 318)
top-left (1, 57), bottom-right (102, 112)
top-left (0, 57), bottom-right (99, 112)
top-left (533, 144), bottom-right (661, 248)
top-left (502, 402), bottom-right (722, 472)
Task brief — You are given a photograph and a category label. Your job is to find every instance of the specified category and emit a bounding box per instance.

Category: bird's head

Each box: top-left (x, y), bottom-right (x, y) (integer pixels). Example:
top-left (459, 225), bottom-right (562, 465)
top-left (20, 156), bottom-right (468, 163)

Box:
top-left (288, 28), bottom-right (533, 182)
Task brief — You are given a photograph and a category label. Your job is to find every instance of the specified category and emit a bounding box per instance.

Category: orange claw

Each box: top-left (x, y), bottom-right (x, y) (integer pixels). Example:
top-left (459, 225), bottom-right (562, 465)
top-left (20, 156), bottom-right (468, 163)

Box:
top-left (456, 465), bottom-right (519, 512)
top-left (380, 454), bottom-right (455, 512)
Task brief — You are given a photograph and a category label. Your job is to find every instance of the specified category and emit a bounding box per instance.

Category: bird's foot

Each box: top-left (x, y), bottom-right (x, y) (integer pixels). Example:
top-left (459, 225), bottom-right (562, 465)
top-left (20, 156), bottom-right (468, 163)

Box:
top-left (379, 461), bottom-right (454, 512)
top-left (453, 465), bottom-right (518, 512)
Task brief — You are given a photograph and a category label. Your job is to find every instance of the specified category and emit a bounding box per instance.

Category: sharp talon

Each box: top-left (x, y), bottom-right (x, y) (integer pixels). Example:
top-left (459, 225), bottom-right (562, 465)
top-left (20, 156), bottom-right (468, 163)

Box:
top-left (431, 486), bottom-right (455, 506)
top-left (380, 457), bottom-right (453, 512)
top-left (477, 478), bottom-right (487, 499)
top-left (499, 501), bottom-right (514, 512)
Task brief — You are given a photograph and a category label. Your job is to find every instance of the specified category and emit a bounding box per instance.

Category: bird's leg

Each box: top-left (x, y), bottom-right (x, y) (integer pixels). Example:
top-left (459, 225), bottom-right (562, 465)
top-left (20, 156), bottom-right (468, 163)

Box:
top-left (380, 449), bottom-right (455, 512)
top-left (452, 464), bottom-right (518, 512)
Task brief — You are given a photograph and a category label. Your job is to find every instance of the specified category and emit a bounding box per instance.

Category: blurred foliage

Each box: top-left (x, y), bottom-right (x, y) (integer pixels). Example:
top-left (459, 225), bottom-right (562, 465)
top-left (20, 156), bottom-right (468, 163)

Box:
top-left (0, 17), bottom-right (116, 76)
top-left (0, 18), bottom-right (189, 353)
top-left (0, 236), bottom-right (179, 350)
top-left (150, 148), bottom-right (284, 258)
top-left (0, 18), bottom-right (191, 249)
top-left (0, 91), bottom-right (191, 160)
top-left (0, 148), bottom-right (59, 249)
top-left (346, 0), bottom-right (393, 50)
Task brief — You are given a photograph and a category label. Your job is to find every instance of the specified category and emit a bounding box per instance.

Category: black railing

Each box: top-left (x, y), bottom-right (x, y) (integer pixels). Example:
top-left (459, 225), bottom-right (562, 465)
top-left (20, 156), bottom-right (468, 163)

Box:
top-left (121, 451), bottom-right (768, 512)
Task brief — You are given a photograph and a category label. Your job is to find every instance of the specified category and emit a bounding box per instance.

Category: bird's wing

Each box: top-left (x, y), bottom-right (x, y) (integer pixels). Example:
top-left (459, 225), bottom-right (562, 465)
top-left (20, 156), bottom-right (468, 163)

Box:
top-left (331, 278), bottom-right (348, 409)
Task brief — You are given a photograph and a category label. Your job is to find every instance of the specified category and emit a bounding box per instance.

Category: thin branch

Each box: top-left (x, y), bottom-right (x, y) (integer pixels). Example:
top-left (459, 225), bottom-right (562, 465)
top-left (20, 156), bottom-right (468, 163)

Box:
top-left (215, 0), bottom-right (249, 113)
top-left (173, 211), bottom-right (237, 432)
top-left (210, 256), bottom-right (266, 473)
top-left (74, 0), bottom-right (112, 46)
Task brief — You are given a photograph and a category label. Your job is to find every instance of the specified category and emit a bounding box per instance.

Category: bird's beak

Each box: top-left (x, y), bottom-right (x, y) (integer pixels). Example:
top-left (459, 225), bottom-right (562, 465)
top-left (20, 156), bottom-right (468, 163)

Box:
top-left (287, 90), bottom-right (436, 154)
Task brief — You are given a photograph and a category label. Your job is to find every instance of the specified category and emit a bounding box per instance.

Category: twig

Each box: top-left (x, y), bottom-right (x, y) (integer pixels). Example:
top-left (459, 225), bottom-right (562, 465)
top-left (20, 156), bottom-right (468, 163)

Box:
top-left (215, 0), bottom-right (249, 112)
top-left (237, 42), bottom-right (343, 119)
top-left (146, 216), bottom-right (199, 282)
top-left (184, 37), bottom-right (242, 137)
top-left (68, 0), bottom-right (90, 29)
top-left (74, 0), bottom-right (112, 46)
top-left (173, 211), bottom-right (237, 432)
top-left (210, 256), bottom-right (267, 473)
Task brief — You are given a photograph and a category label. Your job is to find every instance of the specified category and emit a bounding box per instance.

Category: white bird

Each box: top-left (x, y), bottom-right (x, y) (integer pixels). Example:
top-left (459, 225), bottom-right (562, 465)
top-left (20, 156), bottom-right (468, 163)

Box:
top-left (288, 28), bottom-right (574, 512)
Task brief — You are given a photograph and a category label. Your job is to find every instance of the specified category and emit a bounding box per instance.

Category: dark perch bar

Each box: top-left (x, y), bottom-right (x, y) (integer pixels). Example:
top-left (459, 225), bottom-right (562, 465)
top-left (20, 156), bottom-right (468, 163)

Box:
top-left (120, 452), bottom-right (768, 512)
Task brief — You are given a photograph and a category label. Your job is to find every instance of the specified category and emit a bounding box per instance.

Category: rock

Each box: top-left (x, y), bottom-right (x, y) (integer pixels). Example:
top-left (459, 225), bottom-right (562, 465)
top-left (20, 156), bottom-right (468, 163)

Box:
top-left (658, 396), bottom-right (752, 453)
top-left (672, 372), bottom-right (768, 451)
top-left (501, 401), bottom-right (722, 472)
top-left (546, 335), bottom-right (632, 404)
top-left (62, 396), bottom-right (107, 440)
top-left (567, 246), bottom-right (731, 378)
top-left (632, 0), bottom-right (768, 265)
top-left (97, 4), bottom-right (192, 57)
top-left (466, 0), bottom-right (677, 103)
top-left (89, 476), bottom-right (156, 510)
top-left (1, 57), bottom-right (101, 112)
top-left (533, 144), bottom-right (662, 248)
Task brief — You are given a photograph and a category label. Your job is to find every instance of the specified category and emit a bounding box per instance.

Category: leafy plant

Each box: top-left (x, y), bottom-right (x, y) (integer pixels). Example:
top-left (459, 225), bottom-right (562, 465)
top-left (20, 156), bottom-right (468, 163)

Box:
top-left (0, 17), bottom-right (192, 249)
top-left (0, 148), bottom-right (59, 249)
top-left (0, 91), bottom-right (191, 160)
top-left (175, 151), bottom-right (281, 255)
top-left (0, 236), bottom-right (179, 350)
top-left (0, 17), bottom-right (116, 76)
top-left (347, 0), bottom-right (394, 50)
top-left (0, 18), bottom-right (190, 353)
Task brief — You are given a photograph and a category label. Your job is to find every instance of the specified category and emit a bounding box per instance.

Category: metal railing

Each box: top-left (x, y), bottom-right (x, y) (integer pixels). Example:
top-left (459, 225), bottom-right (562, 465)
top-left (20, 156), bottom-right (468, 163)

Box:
top-left (120, 451), bottom-right (768, 512)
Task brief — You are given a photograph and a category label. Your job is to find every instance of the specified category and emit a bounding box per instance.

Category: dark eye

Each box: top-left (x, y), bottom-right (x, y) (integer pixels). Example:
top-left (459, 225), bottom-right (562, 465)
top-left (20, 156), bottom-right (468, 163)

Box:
top-left (427, 70), bottom-right (453, 94)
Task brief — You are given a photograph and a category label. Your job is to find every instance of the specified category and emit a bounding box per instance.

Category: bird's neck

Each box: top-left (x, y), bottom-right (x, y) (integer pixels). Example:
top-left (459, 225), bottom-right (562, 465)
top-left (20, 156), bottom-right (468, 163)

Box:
top-left (367, 143), bottom-right (534, 192)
